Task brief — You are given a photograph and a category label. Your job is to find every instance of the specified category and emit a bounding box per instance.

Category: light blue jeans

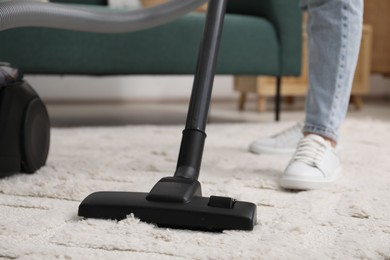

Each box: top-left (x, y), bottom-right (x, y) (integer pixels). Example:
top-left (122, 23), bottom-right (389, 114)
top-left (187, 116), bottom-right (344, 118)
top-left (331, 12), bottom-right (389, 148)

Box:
top-left (300, 0), bottom-right (364, 142)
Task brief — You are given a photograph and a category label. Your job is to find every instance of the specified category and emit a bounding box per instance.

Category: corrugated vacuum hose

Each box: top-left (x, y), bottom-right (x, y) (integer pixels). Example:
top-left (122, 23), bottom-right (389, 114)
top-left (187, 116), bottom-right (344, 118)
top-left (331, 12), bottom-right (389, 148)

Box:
top-left (0, 0), bottom-right (208, 33)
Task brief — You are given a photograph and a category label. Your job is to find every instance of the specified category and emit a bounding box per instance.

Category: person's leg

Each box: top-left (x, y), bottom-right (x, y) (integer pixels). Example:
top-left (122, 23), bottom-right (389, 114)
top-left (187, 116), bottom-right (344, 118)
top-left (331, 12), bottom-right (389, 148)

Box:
top-left (280, 0), bottom-right (363, 190)
top-left (303, 0), bottom-right (363, 144)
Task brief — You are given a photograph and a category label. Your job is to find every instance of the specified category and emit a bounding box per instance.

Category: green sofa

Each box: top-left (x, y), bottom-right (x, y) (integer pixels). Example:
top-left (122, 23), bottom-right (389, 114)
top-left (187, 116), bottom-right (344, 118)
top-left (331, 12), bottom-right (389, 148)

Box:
top-left (0, 0), bottom-right (302, 118)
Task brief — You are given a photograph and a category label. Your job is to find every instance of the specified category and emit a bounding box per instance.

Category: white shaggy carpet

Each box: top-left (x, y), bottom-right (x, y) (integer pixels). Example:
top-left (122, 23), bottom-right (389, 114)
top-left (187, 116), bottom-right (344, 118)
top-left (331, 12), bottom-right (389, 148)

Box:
top-left (1, 119), bottom-right (389, 259)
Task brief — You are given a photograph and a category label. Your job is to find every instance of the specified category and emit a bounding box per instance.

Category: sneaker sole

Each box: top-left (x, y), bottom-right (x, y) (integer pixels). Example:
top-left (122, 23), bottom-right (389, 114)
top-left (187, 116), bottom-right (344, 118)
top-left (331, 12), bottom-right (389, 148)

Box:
top-left (279, 167), bottom-right (342, 190)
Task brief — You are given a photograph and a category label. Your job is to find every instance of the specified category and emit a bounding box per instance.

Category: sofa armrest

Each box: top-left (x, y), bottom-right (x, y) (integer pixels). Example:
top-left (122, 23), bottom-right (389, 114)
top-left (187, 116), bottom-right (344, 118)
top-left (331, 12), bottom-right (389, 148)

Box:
top-left (226, 0), bottom-right (302, 76)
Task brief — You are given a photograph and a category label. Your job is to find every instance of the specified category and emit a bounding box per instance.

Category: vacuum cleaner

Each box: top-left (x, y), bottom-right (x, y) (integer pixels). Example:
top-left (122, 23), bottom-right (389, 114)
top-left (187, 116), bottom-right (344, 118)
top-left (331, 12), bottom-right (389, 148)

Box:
top-left (0, 63), bottom-right (50, 176)
top-left (0, 0), bottom-right (257, 231)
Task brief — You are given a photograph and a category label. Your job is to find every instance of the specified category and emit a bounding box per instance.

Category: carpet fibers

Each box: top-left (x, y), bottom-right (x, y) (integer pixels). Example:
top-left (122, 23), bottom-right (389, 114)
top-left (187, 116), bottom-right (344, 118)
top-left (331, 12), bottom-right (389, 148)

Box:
top-left (0, 119), bottom-right (389, 259)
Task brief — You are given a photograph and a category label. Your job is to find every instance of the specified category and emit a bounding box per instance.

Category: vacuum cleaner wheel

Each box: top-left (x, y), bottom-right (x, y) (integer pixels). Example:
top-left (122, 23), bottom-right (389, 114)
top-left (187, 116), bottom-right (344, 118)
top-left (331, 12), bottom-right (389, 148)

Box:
top-left (21, 97), bottom-right (50, 173)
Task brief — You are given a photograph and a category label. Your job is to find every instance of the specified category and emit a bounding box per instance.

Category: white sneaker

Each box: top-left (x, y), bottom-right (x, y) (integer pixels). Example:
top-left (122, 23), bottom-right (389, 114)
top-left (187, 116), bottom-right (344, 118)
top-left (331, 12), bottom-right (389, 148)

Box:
top-left (249, 122), bottom-right (304, 155)
top-left (280, 134), bottom-right (341, 190)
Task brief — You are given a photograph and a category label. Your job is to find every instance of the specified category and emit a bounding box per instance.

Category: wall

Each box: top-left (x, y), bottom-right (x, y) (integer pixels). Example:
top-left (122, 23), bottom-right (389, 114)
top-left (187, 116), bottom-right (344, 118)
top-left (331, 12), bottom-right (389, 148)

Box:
top-left (25, 74), bottom-right (389, 103)
top-left (25, 75), bottom-right (236, 102)
top-left (369, 75), bottom-right (390, 97)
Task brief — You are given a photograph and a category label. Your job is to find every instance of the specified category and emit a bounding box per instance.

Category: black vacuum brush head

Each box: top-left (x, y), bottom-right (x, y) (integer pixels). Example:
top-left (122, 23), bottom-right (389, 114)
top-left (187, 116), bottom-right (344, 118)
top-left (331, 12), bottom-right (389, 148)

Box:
top-left (78, 191), bottom-right (257, 232)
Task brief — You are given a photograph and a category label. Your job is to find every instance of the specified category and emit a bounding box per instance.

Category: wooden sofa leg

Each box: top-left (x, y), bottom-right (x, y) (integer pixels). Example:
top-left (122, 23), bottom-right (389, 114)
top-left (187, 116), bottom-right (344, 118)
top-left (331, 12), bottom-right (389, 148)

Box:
top-left (275, 76), bottom-right (282, 121)
top-left (257, 96), bottom-right (267, 112)
top-left (351, 95), bottom-right (363, 110)
top-left (238, 92), bottom-right (247, 111)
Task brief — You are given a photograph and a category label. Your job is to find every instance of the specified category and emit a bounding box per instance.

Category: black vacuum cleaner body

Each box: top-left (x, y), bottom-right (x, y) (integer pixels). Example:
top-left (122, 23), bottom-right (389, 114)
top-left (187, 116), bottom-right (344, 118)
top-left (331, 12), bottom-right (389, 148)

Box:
top-left (0, 76), bottom-right (50, 177)
top-left (0, 0), bottom-right (257, 231)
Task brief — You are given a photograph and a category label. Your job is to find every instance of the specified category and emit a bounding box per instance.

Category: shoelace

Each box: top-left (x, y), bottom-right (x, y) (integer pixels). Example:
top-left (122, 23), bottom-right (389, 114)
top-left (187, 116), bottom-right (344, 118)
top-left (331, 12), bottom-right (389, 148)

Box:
top-left (291, 136), bottom-right (327, 167)
top-left (272, 123), bottom-right (303, 144)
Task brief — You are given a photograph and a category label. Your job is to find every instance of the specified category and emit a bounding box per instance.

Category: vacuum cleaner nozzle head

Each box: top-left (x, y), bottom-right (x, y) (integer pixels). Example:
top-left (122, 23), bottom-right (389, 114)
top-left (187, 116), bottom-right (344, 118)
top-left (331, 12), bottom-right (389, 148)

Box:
top-left (78, 191), bottom-right (257, 232)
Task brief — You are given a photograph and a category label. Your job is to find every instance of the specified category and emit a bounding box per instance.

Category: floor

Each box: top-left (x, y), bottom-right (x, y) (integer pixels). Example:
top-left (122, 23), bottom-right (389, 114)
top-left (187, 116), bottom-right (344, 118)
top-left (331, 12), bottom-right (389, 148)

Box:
top-left (46, 96), bottom-right (390, 127)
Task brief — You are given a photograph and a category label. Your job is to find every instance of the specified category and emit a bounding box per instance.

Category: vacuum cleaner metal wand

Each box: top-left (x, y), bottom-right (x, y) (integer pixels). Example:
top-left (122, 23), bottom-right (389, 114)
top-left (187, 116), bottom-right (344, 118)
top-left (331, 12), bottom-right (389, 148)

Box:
top-left (79, 0), bottom-right (257, 231)
top-left (174, 0), bottom-right (226, 180)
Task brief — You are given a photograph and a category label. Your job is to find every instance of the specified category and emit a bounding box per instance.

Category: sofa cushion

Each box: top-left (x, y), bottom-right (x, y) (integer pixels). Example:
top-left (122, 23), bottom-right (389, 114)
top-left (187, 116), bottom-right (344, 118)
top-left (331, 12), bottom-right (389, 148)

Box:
top-left (0, 13), bottom-right (279, 75)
